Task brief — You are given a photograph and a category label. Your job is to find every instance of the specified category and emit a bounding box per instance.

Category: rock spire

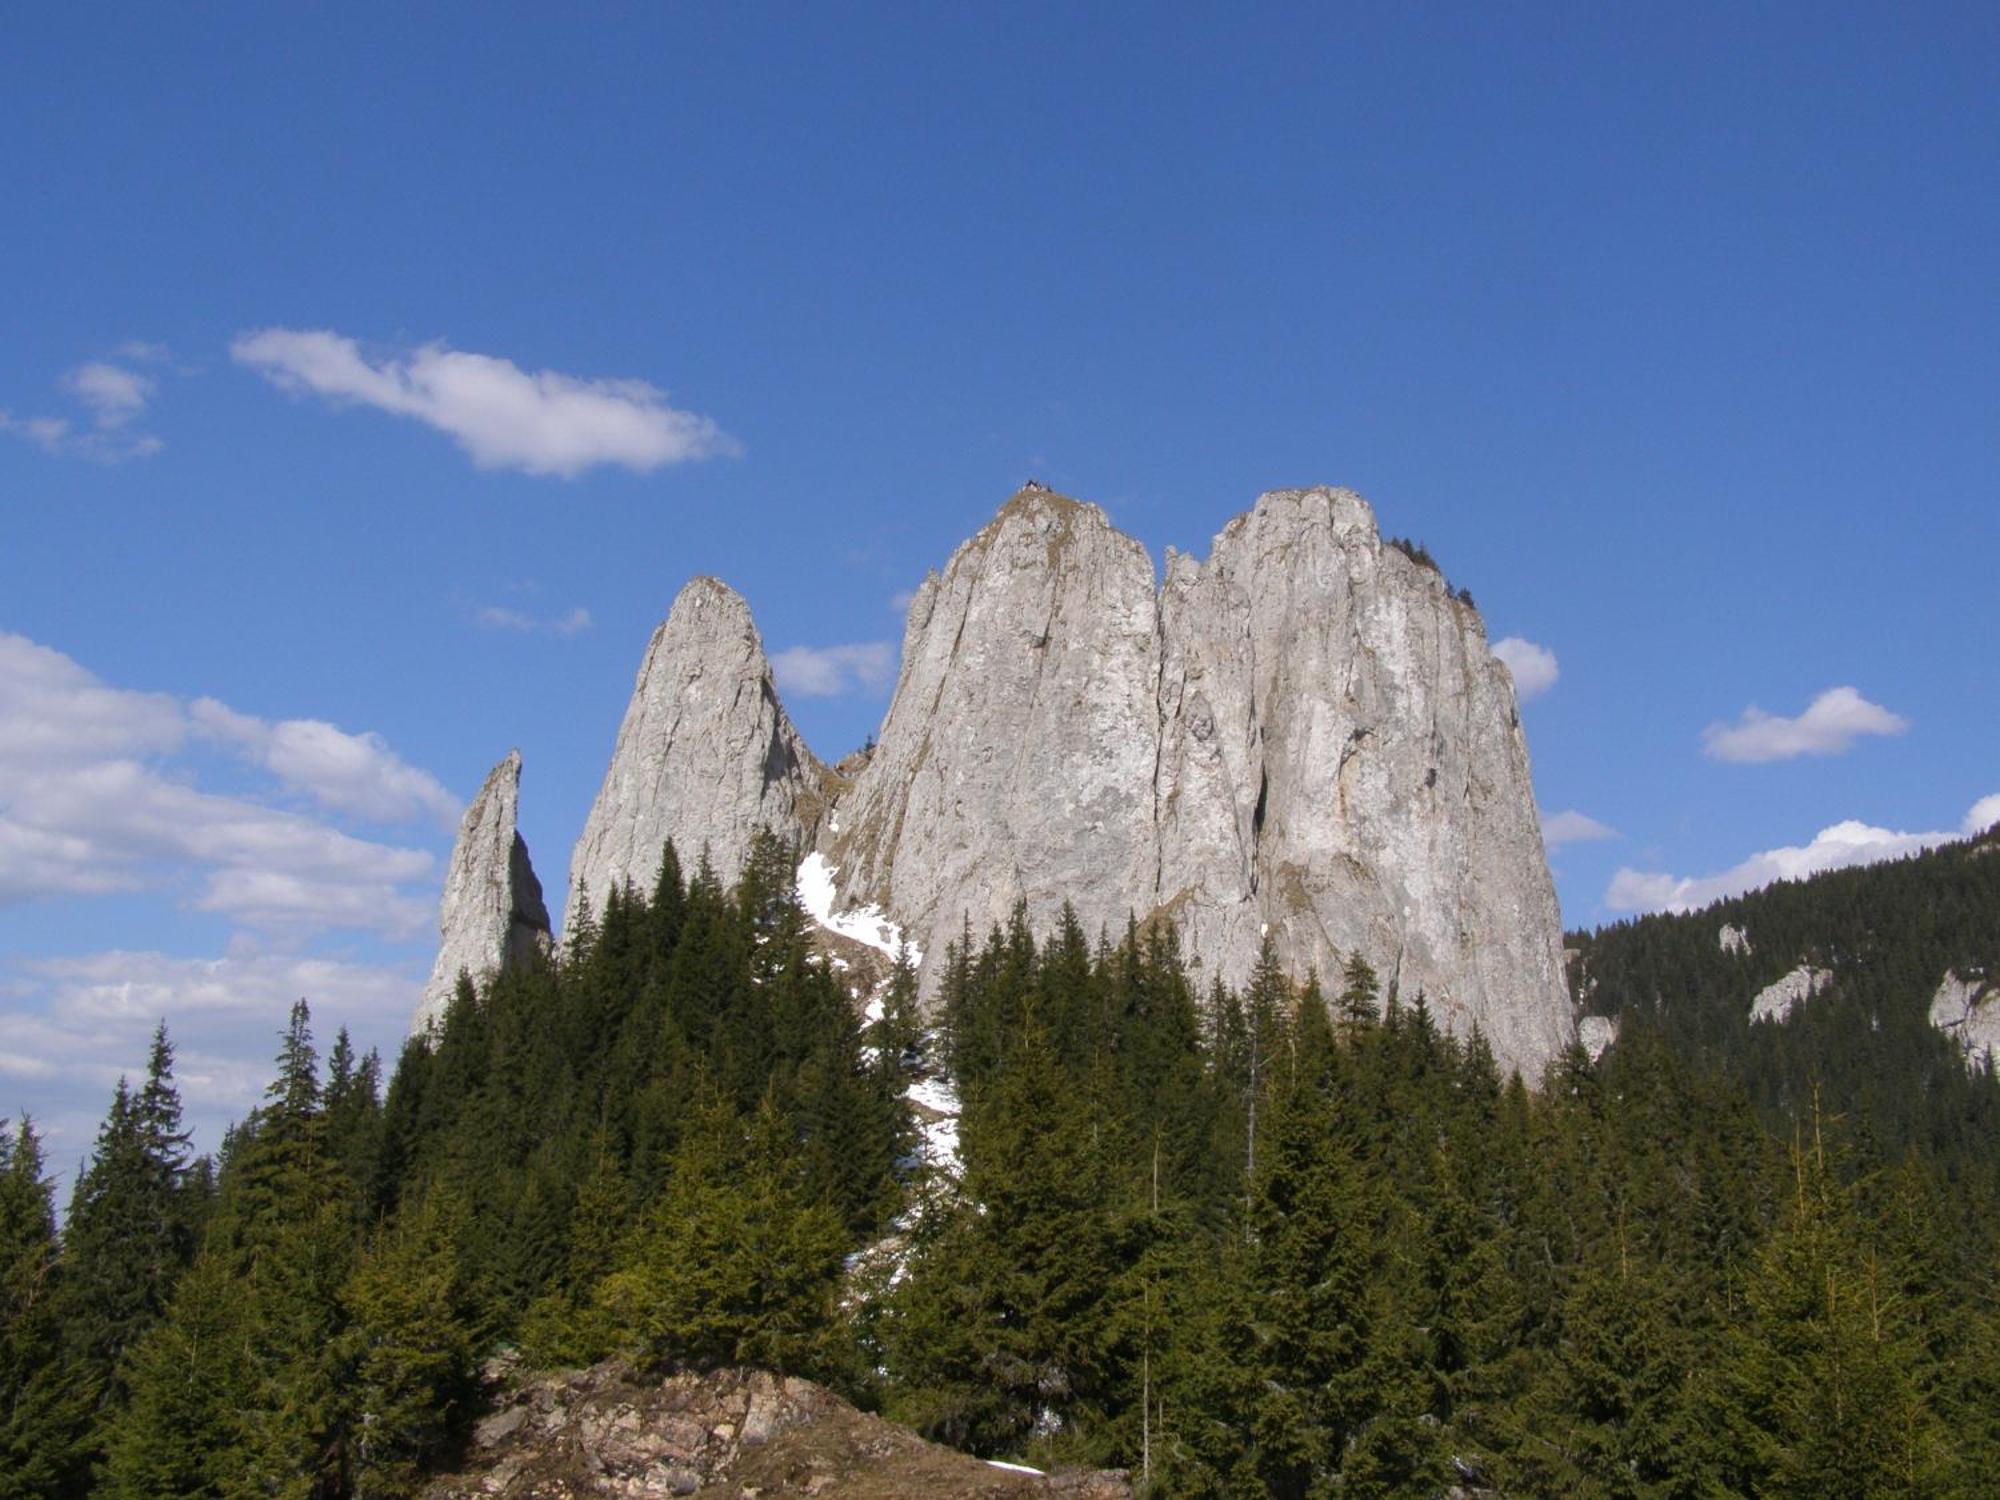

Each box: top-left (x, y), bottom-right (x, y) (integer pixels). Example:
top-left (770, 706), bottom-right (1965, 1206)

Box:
top-left (549, 484), bottom-right (1576, 1077)
top-left (565, 576), bottom-right (822, 927)
top-left (414, 750), bottom-right (550, 1033)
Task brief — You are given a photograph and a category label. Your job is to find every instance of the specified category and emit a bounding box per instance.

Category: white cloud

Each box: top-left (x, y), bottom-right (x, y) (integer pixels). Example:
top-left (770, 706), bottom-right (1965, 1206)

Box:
top-left (1492, 637), bottom-right (1558, 700)
top-left (0, 945), bottom-right (422, 1164)
top-left (0, 411), bottom-right (73, 452)
top-left (1, 351), bottom-right (167, 460)
top-left (1961, 794), bottom-right (2000, 835)
top-left (0, 633), bottom-right (439, 939)
top-left (64, 362), bottom-right (154, 428)
top-left (1542, 809), bottom-right (1617, 847)
top-left (0, 633), bottom-right (185, 766)
top-left (1604, 794), bottom-right (1998, 914)
top-left (191, 698), bottom-right (459, 827)
top-left (1702, 686), bottom-right (1907, 764)
top-left (468, 602), bottom-right (594, 636)
top-left (889, 588), bottom-right (918, 614)
top-left (771, 641), bottom-right (898, 699)
top-left (232, 328), bottom-right (739, 477)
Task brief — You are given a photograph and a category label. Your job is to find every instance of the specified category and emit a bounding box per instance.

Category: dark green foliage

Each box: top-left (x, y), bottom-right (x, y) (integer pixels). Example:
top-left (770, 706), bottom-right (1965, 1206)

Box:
top-left (0, 1118), bottom-right (94, 1498)
top-left (598, 1095), bottom-right (848, 1376)
top-left (339, 1188), bottom-right (479, 1498)
top-left (57, 1023), bottom-right (196, 1460)
top-left (51, 823), bottom-right (2000, 1493)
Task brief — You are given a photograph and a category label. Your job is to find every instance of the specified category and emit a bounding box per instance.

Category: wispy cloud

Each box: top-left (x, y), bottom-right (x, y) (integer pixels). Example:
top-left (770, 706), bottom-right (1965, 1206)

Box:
top-left (1491, 637), bottom-right (1558, 700)
top-left (190, 698), bottom-right (461, 828)
top-left (232, 328), bottom-right (739, 477)
top-left (65, 362), bottom-right (154, 428)
top-left (467, 602), bottom-right (594, 637)
top-left (2, 347), bottom-right (170, 460)
top-left (771, 641), bottom-right (898, 699)
top-left (0, 632), bottom-right (440, 939)
top-left (1702, 685), bottom-right (1907, 763)
top-left (1542, 809), bottom-right (1617, 847)
top-left (1604, 794), bottom-right (1997, 914)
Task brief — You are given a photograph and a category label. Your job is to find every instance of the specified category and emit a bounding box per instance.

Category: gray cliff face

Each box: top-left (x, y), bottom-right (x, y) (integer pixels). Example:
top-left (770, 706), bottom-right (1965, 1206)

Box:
top-left (565, 577), bottom-right (822, 929)
top-left (826, 491), bottom-right (1162, 975)
top-left (1151, 489), bottom-right (1571, 1076)
top-left (414, 751), bottom-right (550, 1033)
top-left (557, 485), bottom-right (1576, 1079)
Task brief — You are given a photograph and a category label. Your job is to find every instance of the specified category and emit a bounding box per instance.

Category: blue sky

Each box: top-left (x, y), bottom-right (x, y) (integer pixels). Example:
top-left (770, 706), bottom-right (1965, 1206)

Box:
top-left (3, 3), bottom-right (1994, 1168)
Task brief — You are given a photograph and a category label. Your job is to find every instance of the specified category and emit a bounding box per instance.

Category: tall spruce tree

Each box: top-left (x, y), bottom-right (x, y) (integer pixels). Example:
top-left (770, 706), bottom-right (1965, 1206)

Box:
top-left (60, 1023), bottom-right (195, 1436)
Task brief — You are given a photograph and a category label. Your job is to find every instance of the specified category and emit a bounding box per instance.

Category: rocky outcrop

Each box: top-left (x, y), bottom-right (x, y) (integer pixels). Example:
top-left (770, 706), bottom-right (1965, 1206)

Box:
top-left (425, 1360), bottom-right (1128, 1499)
top-left (1578, 1014), bottom-right (1619, 1062)
top-left (1719, 923), bottom-right (1751, 956)
top-left (414, 751), bottom-right (550, 1033)
top-left (1749, 964), bottom-right (1834, 1024)
top-left (566, 578), bottom-right (824, 926)
top-left (1929, 970), bottom-right (1999, 1066)
top-left (823, 492), bottom-right (1162, 987)
top-left (1148, 489), bottom-right (1569, 1076)
top-left (559, 485), bottom-right (1576, 1079)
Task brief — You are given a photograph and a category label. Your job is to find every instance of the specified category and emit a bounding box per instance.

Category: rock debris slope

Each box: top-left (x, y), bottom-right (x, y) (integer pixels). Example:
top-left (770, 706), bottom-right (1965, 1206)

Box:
top-left (546, 484), bottom-right (1573, 1079)
top-left (414, 750), bottom-right (550, 1033)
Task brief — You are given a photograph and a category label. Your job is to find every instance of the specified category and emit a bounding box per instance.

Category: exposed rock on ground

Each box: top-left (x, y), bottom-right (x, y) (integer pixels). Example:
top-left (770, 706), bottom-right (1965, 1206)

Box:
top-left (1749, 964), bottom-right (1834, 1024)
top-left (423, 1361), bottom-right (1128, 1500)
top-left (1929, 970), bottom-right (1999, 1065)
top-left (1578, 1014), bottom-right (1619, 1061)
top-left (415, 750), bottom-right (550, 1033)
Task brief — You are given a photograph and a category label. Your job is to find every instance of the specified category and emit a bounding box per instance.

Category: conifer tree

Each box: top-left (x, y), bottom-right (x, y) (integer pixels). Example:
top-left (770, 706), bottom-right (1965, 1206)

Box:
top-left (58, 1024), bottom-right (195, 1466)
top-left (597, 1093), bottom-right (846, 1376)
top-left (0, 1118), bottom-right (92, 1498)
top-left (338, 1188), bottom-right (478, 1498)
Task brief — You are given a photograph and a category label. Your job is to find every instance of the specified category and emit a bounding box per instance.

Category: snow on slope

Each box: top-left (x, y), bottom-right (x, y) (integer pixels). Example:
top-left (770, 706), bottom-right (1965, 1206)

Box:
top-left (796, 851), bottom-right (923, 965)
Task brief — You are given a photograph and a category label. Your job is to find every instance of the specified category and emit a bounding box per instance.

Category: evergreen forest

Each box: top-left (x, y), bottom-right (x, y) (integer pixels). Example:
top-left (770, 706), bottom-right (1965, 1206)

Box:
top-left (6, 831), bottom-right (2000, 1498)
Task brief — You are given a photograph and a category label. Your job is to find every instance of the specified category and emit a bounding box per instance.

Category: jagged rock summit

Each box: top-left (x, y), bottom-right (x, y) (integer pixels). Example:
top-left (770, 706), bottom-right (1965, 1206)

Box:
top-left (568, 576), bottom-right (821, 917)
top-left (414, 751), bottom-right (550, 1034)
top-left (540, 484), bottom-right (1574, 1078)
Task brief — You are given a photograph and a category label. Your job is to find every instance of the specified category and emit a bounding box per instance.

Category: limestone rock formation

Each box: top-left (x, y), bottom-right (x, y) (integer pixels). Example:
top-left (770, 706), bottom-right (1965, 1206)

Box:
top-left (566, 577), bottom-right (822, 926)
top-left (1929, 970), bottom-right (1999, 1066)
top-left (823, 491), bottom-right (1162, 980)
top-left (1719, 923), bottom-right (1751, 956)
top-left (561, 485), bottom-right (1577, 1078)
top-left (1149, 489), bottom-right (1569, 1076)
top-left (1748, 963), bottom-right (1833, 1024)
top-left (414, 751), bottom-right (550, 1033)
top-left (1578, 1014), bottom-right (1620, 1062)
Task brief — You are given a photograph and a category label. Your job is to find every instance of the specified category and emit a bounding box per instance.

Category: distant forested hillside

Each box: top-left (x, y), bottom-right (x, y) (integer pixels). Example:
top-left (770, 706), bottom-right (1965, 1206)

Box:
top-left (1570, 829), bottom-right (2000, 1181)
top-left (6, 831), bottom-right (2000, 1496)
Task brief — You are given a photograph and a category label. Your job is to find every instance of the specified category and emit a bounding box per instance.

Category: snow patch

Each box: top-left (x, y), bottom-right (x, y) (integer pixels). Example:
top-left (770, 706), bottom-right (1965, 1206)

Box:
top-left (904, 1071), bottom-right (962, 1178)
top-left (796, 851), bottom-right (922, 965)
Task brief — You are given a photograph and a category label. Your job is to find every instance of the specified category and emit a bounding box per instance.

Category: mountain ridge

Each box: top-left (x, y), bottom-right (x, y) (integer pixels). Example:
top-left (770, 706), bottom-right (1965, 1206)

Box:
top-left (430, 484), bottom-right (1574, 1078)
